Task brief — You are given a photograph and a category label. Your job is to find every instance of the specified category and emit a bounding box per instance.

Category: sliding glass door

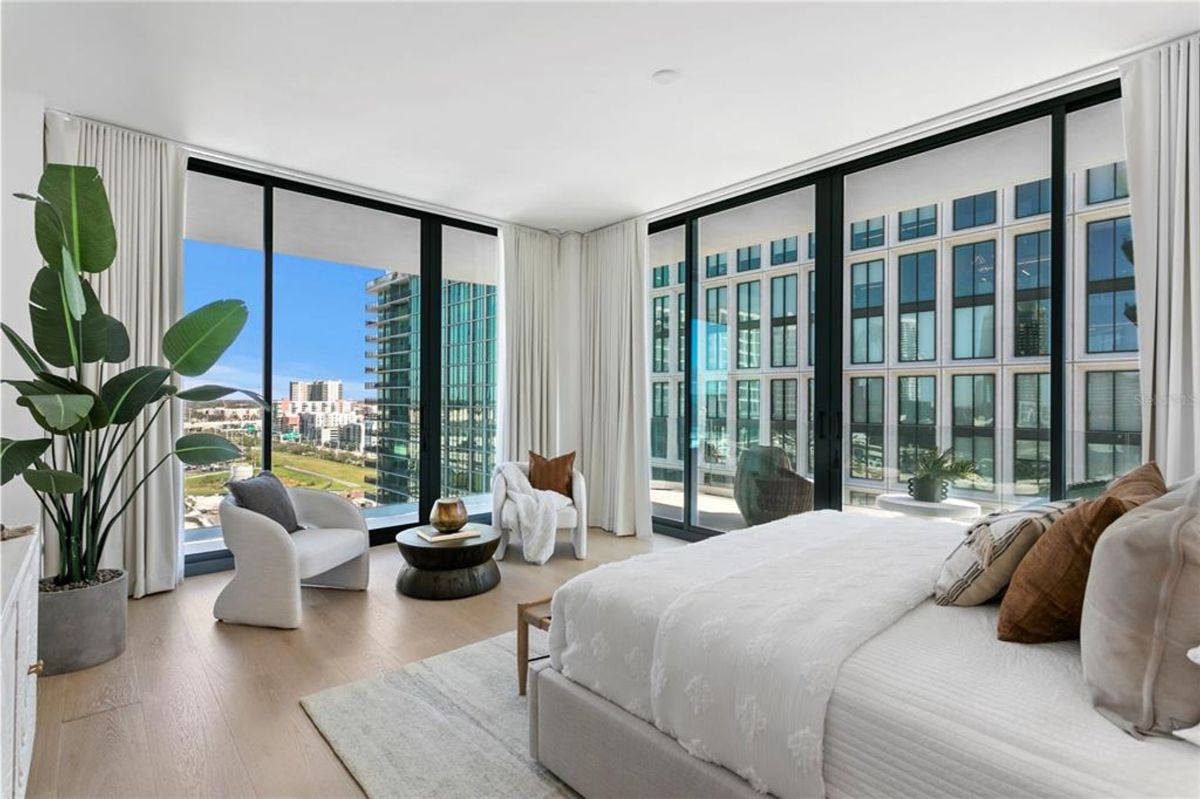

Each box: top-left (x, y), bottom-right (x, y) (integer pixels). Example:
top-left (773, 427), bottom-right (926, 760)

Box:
top-left (182, 160), bottom-right (498, 559)
top-left (649, 80), bottom-right (1135, 539)
top-left (839, 117), bottom-right (1051, 513)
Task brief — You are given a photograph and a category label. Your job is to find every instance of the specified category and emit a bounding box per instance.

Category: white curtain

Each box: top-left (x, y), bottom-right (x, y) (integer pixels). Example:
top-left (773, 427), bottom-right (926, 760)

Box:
top-left (1121, 36), bottom-right (1200, 484)
top-left (45, 111), bottom-right (186, 597)
top-left (500, 224), bottom-right (563, 462)
top-left (579, 219), bottom-right (652, 538)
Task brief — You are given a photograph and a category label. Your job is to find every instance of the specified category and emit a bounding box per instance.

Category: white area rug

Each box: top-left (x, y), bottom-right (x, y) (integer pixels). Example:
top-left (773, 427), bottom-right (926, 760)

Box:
top-left (301, 630), bottom-right (570, 799)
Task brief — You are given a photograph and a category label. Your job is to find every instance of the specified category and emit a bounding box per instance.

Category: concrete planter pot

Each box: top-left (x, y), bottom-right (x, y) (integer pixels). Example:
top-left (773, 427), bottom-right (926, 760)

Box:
top-left (908, 475), bottom-right (948, 503)
top-left (38, 570), bottom-right (127, 676)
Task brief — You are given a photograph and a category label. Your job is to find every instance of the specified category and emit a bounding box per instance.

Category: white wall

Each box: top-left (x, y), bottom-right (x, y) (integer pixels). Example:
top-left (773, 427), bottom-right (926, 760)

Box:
top-left (1, 90), bottom-right (45, 528)
top-left (556, 231), bottom-right (582, 454)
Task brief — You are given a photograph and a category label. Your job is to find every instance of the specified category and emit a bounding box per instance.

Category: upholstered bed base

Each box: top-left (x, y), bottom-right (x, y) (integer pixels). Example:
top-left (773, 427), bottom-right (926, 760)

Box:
top-left (528, 661), bottom-right (759, 799)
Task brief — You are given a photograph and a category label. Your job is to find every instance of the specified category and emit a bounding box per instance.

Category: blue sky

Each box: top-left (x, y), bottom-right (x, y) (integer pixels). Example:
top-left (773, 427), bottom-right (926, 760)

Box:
top-left (183, 240), bottom-right (385, 400)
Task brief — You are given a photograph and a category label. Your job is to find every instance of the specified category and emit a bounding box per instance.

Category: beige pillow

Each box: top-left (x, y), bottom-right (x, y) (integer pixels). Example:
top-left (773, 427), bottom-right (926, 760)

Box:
top-left (1081, 477), bottom-right (1200, 737)
top-left (934, 499), bottom-right (1081, 606)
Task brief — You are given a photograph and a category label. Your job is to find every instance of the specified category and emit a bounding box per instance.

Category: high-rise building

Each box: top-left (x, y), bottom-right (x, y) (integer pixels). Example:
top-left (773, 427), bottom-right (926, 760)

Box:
top-left (289, 379), bottom-right (343, 402)
top-left (365, 274), bottom-right (497, 508)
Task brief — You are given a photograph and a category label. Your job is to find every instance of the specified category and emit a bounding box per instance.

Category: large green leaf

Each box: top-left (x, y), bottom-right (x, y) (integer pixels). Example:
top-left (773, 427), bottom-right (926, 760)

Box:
top-left (1, 438), bottom-right (50, 486)
top-left (0, 323), bottom-right (49, 374)
top-left (19, 394), bottom-right (94, 432)
top-left (103, 316), bottom-right (130, 363)
top-left (29, 268), bottom-right (115, 367)
top-left (100, 366), bottom-right (170, 425)
top-left (23, 468), bottom-right (83, 495)
top-left (6, 378), bottom-right (99, 432)
top-left (59, 245), bottom-right (86, 321)
top-left (176, 384), bottom-right (267, 406)
top-left (32, 372), bottom-right (108, 430)
top-left (162, 300), bottom-right (248, 376)
top-left (174, 433), bottom-right (242, 465)
top-left (35, 165), bottom-right (117, 273)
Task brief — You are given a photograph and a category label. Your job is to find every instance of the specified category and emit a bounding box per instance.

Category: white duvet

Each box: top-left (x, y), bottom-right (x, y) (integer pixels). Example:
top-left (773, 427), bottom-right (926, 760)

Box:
top-left (549, 510), bottom-right (964, 798)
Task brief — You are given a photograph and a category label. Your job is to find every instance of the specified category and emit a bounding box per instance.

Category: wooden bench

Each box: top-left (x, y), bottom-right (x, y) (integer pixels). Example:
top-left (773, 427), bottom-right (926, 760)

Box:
top-left (517, 598), bottom-right (552, 695)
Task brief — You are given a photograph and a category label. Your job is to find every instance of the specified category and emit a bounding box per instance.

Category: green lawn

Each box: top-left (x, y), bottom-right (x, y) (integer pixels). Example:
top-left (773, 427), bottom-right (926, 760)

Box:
top-left (185, 451), bottom-right (372, 497)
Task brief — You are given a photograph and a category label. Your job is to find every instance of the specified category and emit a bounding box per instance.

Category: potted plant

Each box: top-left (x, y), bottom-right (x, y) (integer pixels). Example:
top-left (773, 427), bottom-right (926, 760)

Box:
top-left (1, 164), bottom-right (262, 675)
top-left (907, 447), bottom-right (979, 503)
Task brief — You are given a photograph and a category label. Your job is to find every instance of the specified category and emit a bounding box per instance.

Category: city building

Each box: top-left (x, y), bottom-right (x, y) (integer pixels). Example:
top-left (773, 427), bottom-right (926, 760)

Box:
top-left (289, 379), bottom-right (344, 402)
top-left (365, 273), bottom-right (498, 507)
top-left (648, 101), bottom-right (1140, 519)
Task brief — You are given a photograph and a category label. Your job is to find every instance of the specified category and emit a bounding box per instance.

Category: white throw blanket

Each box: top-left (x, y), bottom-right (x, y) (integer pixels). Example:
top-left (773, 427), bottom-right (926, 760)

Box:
top-left (550, 510), bottom-right (964, 798)
top-left (496, 463), bottom-right (571, 564)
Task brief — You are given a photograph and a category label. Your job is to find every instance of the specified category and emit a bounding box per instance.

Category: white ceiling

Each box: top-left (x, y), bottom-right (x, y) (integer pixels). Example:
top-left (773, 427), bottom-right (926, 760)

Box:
top-left (3, 2), bottom-right (1197, 232)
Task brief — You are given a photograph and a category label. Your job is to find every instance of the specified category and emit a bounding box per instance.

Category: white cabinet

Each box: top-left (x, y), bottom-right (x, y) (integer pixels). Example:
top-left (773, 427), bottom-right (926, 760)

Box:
top-left (1, 531), bottom-right (40, 799)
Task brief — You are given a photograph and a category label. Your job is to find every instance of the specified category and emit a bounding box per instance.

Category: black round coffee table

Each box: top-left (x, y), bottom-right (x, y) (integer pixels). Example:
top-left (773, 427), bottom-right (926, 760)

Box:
top-left (394, 524), bottom-right (501, 600)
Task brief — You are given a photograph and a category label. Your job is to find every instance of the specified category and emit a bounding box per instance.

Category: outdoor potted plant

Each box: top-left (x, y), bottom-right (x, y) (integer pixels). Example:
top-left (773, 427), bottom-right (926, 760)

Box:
top-left (907, 447), bottom-right (979, 503)
top-left (1, 164), bottom-right (263, 675)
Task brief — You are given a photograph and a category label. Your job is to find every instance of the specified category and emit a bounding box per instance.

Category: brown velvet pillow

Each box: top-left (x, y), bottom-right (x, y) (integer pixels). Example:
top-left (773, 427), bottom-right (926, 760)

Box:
top-left (998, 463), bottom-right (1168, 643)
top-left (529, 451), bottom-right (574, 498)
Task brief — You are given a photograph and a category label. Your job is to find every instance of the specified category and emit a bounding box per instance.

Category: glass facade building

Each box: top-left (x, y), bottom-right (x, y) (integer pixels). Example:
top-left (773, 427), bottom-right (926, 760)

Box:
top-left (365, 274), bottom-right (497, 507)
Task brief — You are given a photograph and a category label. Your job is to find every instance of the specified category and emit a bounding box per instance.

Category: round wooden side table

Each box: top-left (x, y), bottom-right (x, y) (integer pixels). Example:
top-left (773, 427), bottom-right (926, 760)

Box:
top-left (394, 524), bottom-right (501, 600)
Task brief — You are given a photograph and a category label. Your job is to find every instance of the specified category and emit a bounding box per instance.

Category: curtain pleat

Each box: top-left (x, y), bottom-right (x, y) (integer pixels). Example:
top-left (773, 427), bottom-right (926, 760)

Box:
top-left (579, 219), bottom-right (652, 538)
top-left (44, 111), bottom-right (186, 596)
top-left (500, 224), bottom-right (562, 462)
top-left (1121, 36), bottom-right (1200, 484)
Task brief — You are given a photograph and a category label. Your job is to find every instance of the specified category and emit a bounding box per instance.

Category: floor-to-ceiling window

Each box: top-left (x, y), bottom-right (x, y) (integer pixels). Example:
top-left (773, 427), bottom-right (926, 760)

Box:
top-left (648, 81), bottom-right (1136, 539)
top-left (181, 173), bottom-right (266, 553)
top-left (182, 160), bottom-right (498, 561)
top-left (647, 226), bottom-right (685, 522)
top-left (440, 226), bottom-right (499, 511)
top-left (694, 187), bottom-right (815, 532)
top-left (1068, 99), bottom-right (1140, 485)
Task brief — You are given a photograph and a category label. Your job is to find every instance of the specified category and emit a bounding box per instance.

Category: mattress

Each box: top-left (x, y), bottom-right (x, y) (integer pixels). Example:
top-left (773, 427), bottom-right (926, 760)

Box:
top-left (549, 511), bottom-right (1200, 797)
top-left (824, 601), bottom-right (1200, 799)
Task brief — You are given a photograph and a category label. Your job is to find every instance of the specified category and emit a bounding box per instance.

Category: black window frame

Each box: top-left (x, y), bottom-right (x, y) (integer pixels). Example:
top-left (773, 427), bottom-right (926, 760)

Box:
top-left (769, 378), bottom-right (799, 467)
top-left (735, 280), bottom-right (761, 369)
top-left (1085, 216), bottom-right (1137, 354)
top-left (183, 157), bottom-right (500, 572)
top-left (850, 215), bottom-right (885, 250)
top-left (1086, 161), bottom-right (1129, 205)
top-left (896, 375), bottom-right (937, 477)
top-left (1014, 229), bottom-right (1051, 357)
top-left (736, 244), bottom-right (762, 272)
top-left (770, 236), bottom-right (799, 266)
top-left (1014, 178), bottom-right (1051, 218)
top-left (1084, 370), bottom-right (1142, 481)
top-left (849, 258), bottom-right (885, 364)
top-left (897, 249), bottom-right (937, 362)
top-left (651, 294), bottom-right (671, 372)
top-left (769, 273), bottom-right (798, 368)
top-left (951, 240), bottom-right (997, 359)
top-left (898, 204), bottom-right (937, 240)
top-left (849, 376), bottom-right (884, 481)
top-left (951, 373), bottom-right (996, 490)
top-left (952, 190), bottom-right (998, 230)
top-left (1013, 371), bottom-right (1051, 495)
top-left (647, 79), bottom-right (1121, 541)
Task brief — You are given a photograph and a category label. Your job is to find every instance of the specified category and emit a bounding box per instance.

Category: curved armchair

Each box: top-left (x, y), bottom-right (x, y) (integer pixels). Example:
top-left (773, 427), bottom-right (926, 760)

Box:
top-left (492, 462), bottom-right (587, 561)
top-left (213, 488), bottom-right (369, 629)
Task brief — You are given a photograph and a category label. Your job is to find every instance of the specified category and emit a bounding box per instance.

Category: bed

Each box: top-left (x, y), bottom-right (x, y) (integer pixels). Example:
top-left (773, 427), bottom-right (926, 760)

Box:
top-left (530, 510), bottom-right (1200, 798)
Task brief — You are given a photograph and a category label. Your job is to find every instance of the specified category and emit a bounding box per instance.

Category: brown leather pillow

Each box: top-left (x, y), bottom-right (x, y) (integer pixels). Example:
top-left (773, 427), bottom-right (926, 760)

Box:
top-left (998, 463), bottom-right (1168, 643)
top-left (529, 451), bottom-right (574, 498)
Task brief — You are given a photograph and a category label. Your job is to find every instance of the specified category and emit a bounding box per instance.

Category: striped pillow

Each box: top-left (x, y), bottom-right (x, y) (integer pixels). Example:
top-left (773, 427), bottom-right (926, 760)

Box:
top-left (934, 499), bottom-right (1082, 607)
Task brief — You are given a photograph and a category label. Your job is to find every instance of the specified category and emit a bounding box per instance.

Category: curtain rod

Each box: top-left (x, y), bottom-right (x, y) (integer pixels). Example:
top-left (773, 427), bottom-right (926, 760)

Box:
top-left (41, 108), bottom-right (512, 233)
top-left (636, 27), bottom-right (1200, 231)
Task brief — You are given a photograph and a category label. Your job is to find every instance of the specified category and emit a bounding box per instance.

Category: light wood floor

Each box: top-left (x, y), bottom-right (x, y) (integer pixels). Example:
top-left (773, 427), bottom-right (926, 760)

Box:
top-left (28, 531), bottom-right (683, 799)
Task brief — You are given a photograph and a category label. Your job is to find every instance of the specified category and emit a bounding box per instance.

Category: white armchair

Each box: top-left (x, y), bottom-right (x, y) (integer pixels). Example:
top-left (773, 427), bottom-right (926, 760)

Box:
top-left (213, 488), bottom-right (370, 629)
top-left (492, 462), bottom-right (587, 560)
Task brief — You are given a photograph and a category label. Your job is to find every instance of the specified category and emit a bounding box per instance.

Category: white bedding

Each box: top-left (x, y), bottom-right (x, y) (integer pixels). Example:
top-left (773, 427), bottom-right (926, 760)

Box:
top-left (550, 510), bottom-right (965, 798)
top-left (549, 511), bottom-right (1200, 798)
top-left (825, 601), bottom-right (1200, 798)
